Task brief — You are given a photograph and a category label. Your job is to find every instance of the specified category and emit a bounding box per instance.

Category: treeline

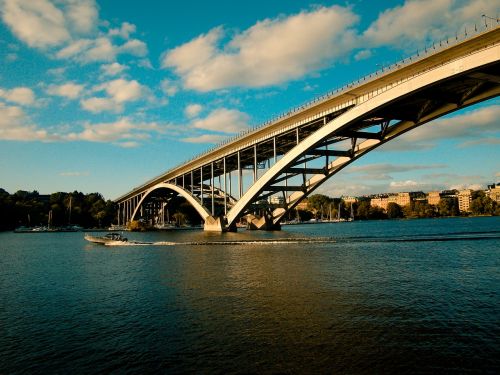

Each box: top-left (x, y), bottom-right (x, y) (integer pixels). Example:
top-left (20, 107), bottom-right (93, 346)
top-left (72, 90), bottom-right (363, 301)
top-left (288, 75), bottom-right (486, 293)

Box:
top-left (301, 192), bottom-right (500, 221)
top-left (0, 189), bottom-right (117, 231)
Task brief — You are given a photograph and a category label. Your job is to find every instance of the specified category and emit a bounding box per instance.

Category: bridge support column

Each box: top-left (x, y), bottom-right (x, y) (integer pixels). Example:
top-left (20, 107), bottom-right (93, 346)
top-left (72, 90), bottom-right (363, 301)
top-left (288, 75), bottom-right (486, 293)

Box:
top-left (245, 214), bottom-right (281, 231)
top-left (203, 216), bottom-right (237, 232)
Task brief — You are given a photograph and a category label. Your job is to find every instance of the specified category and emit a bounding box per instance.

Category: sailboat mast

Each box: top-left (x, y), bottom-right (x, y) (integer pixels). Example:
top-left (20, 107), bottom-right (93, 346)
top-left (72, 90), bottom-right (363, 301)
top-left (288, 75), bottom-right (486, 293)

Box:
top-left (68, 195), bottom-right (72, 225)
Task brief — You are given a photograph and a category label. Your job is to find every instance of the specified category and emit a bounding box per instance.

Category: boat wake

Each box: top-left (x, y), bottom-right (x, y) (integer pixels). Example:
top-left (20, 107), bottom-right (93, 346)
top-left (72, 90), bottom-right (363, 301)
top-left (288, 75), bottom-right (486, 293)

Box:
top-left (104, 231), bottom-right (500, 246)
top-left (105, 238), bottom-right (335, 246)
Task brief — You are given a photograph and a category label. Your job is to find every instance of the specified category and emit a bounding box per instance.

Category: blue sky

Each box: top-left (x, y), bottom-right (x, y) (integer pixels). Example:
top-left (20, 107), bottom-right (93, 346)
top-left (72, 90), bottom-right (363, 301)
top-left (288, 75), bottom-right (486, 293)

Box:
top-left (0, 0), bottom-right (498, 200)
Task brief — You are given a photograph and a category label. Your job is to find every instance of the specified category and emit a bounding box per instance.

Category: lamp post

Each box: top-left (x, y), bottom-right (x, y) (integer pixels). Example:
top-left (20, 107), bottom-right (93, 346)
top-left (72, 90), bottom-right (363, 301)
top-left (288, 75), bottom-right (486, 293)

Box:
top-left (482, 14), bottom-right (499, 28)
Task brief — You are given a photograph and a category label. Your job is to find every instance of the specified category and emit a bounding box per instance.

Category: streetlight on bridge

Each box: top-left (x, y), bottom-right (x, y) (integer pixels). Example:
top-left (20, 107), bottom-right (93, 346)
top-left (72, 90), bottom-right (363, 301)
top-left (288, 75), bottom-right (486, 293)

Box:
top-left (482, 14), bottom-right (499, 28)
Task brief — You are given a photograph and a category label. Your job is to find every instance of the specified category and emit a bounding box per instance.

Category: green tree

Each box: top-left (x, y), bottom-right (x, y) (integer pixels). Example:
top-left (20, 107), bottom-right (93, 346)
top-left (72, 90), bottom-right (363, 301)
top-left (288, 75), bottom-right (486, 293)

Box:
top-left (356, 200), bottom-right (371, 220)
top-left (297, 209), bottom-right (313, 222)
top-left (437, 197), bottom-right (459, 217)
top-left (308, 194), bottom-right (333, 213)
top-left (368, 206), bottom-right (386, 219)
top-left (386, 202), bottom-right (403, 219)
top-left (470, 192), bottom-right (496, 215)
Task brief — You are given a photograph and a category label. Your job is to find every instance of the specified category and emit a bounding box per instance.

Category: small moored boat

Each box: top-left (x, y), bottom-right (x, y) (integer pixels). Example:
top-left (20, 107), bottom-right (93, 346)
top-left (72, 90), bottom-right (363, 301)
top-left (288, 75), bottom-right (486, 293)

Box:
top-left (84, 232), bottom-right (128, 244)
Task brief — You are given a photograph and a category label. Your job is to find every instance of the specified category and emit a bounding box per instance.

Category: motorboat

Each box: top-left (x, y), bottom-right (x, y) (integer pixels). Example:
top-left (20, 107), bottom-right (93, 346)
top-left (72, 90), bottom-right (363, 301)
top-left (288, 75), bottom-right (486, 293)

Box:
top-left (84, 232), bottom-right (128, 244)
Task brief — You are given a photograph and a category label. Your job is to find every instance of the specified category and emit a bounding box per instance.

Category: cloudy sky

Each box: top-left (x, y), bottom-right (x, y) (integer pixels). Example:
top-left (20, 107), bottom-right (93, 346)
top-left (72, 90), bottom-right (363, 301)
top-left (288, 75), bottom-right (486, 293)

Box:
top-left (0, 0), bottom-right (498, 199)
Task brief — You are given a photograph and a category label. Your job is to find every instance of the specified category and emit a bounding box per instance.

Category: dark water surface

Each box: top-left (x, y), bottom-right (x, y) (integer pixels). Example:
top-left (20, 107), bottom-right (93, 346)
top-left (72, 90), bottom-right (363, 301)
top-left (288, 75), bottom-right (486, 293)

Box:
top-left (1, 217), bottom-right (499, 374)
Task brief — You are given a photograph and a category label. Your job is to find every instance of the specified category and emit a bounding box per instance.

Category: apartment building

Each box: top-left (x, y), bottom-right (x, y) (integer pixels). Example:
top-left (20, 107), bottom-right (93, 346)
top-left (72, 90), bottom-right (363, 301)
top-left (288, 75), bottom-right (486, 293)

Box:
top-left (458, 189), bottom-right (473, 212)
top-left (427, 191), bottom-right (441, 205)
top-left (488, 185), bottom-right (500, 203)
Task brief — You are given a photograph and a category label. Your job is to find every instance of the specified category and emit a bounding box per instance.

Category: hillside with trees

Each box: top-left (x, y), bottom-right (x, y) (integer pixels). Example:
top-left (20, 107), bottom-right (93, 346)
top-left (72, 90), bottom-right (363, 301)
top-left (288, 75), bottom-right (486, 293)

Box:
top-left (0, 189), bottom-right (116, 231)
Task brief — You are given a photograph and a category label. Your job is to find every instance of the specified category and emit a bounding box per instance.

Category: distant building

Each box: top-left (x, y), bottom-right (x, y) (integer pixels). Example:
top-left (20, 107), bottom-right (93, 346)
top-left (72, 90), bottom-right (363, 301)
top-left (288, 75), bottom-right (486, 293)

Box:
top-left (427, 191), bottom-right (441, 205)
top-left (393, 192), bottom-right (412, 207)
top-left (458, 189), bottom-right (473, 212)
top-left (268, 195), bottom-right (284, 205)
top-left (342, 196), bottom-right (358, 204)
top-left (488, 184), bottom-right (500, 203)
top-left (371, 196), bottom-right (389, 211)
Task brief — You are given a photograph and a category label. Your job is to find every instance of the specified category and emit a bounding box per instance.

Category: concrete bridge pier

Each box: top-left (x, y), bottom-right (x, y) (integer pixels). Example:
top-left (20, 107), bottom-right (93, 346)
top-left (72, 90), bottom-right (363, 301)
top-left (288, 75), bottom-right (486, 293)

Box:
top-left (203, 216), bottom-right (237, 232)
top-left (245, 214), bottom-right (281, 231)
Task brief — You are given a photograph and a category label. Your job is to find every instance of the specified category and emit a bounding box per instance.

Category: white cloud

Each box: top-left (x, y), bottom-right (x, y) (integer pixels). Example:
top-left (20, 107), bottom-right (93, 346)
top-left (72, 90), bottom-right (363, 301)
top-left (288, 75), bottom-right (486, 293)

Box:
top-left (65, 117), bottom-right (172, 146)
top-left (47, 67), bottom-right (67, 77)
top-left (162, 5), bottom-right (359, 91)
top-left (1, 0), bottom-right (70, 48)
top-left (81, 79), bottom-right (145, 113)
top-left (108, 22), bottom-right (136, 39)
top-left (192, 108), bottom-right (250, 133)
top-left (1, 0), bottom-right (148, 65)
top-left (185, 104), bottom-right (203, 118)
top-left (0, 102), bottom-right (48, 141)
top-left (56, 37), bottom-right (113, 62)
top-left (46, 82), bottom-right (84, 99)
top-left (100, 62), bottom-right (128, 76)
top-left (1, 0), bottom-right (99, 49)
top-left (138, 58), bottom-right (153, 69)
top-left (160, 79), bottom-right (178, 97)
top-left (119, 38), bottom-right (147, 56)
top-left (81, 37), bottom-right (116, 62)
top-left (389, 180), bottom-right (419, 188)
top-left (80, 97), bottom-right (120, 113)
top-left (450, 183), bottom-right (484, 191)
top-left (56, 36), bottom-right (147, 63)
top-left (64, 0), bottom-right (98, 35)
top-left (363, 0), bottom-right (498, 49)
top-left (354, 49), bottom-right (372, 61)
top-left (117, 141), bottom-right (141, 148)
top-left (163, 27), bottom-right (222, 74)
top-left (458, 137), bottom-right (500, 148)
top-left (98, 79), bottom-right (143, 103)
top-left (0, 103), bottom-right (177, 146)
top-left (0, 87), bottom-right (35, 105)
top-left (55, 38), bottom-right (92, 58)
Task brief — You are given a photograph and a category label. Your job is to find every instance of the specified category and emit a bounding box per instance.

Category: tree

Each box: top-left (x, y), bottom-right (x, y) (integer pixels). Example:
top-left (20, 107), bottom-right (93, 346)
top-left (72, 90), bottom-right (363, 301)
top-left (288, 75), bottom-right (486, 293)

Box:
top-left (437, 197), bottom-right (459, 217)
top-left (356, 200), bottom-right (371, 220)
top-left (368, 206), bottom-right (386, 219)
top-left (386, 202), bottom-right (403, 219)
top-left (470, 192), bottom-right (497, 215)
top-left (308, 194), bottom-right (333, 213)
top-left (0, 189), bottom-right (117, 230)
top-left (297, 209), bottom-right (313, 222)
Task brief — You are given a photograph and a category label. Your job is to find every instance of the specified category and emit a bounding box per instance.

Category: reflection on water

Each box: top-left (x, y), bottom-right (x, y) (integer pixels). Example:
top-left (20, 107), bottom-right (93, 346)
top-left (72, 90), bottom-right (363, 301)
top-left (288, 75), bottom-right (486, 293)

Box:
top-left (1, 217), bottom-right (499, 373)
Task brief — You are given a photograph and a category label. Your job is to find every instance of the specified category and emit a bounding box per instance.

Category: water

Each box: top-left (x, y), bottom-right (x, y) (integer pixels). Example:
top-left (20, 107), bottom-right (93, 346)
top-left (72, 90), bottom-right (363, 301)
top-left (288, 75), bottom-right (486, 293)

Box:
top-left (1, 217), bottom-right (499, 374)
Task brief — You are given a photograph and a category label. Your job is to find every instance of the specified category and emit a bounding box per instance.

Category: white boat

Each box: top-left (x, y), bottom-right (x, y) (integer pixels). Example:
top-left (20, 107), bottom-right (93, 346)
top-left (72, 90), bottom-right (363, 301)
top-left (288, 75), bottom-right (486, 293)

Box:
top-left (84, 232), bottom-right (128, 244)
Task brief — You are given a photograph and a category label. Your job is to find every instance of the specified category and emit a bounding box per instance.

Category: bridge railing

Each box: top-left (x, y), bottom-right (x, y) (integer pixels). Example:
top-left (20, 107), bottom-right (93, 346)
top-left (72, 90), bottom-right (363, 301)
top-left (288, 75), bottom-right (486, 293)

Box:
top-left (126, 20), bottom-right (499, 199)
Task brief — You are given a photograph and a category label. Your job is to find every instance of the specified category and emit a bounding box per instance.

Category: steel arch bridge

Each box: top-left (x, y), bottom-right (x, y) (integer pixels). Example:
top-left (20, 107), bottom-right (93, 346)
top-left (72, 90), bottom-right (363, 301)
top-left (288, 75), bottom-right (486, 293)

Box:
top-left (116, 26), bottom-right (500, 232)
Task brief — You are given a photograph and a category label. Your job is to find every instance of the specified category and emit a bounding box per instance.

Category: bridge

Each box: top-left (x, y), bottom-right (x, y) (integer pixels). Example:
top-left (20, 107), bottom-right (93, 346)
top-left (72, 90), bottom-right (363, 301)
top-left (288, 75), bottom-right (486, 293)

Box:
top-left (116, 25), bottom-right (500, 232)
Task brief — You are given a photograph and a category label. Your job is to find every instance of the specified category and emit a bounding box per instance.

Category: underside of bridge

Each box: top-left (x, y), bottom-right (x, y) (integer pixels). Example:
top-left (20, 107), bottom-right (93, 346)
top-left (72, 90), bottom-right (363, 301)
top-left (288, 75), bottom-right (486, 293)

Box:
top-left (116, 29), bottom-right (500, 232)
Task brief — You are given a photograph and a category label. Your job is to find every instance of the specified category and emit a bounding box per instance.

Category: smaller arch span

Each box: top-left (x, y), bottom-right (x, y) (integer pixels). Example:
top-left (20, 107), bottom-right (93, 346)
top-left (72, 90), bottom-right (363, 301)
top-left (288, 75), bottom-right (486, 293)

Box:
top-left (131, 182), bottom-right (213, 224)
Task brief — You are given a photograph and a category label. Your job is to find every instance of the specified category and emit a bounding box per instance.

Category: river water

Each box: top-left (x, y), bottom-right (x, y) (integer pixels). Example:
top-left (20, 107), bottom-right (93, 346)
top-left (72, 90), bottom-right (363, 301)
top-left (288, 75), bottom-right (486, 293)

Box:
top-left (1, 217), bottom-right (499, 374)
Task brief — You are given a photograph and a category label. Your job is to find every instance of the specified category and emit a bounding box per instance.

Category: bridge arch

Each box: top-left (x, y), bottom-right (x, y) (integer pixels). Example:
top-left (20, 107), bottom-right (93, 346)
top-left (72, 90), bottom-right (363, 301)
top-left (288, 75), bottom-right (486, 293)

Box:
top-left (226, 45), bottom-right (500, 228)
top-left (131, 182), bottom-right (213, 223)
